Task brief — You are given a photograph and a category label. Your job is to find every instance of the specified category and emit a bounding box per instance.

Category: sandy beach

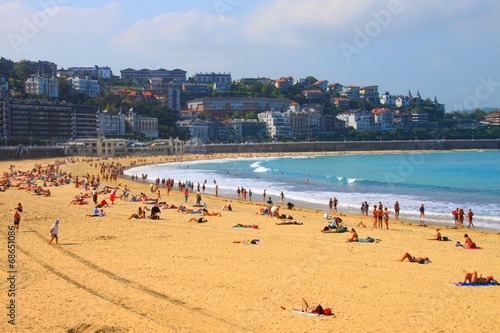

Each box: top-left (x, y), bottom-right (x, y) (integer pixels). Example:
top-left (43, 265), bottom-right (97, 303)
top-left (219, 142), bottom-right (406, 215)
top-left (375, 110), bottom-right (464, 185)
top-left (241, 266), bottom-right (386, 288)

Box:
top-left (0, 154), bottom-right (499, 333)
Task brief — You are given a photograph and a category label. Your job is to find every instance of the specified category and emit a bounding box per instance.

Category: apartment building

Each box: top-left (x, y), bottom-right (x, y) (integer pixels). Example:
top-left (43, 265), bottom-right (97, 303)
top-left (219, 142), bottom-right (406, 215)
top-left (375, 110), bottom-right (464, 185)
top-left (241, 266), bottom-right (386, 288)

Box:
top-left (25, 74), bottom-right (59, 98)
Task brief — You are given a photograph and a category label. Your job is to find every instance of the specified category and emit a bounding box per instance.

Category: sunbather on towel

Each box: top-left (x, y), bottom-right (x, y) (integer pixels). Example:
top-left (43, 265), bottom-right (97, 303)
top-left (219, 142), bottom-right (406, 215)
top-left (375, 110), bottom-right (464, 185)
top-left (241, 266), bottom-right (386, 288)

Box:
top-left (233, 239), bottom-right (260, 244)
top-left (461, 271), bottom-right (494, 285)
top-left (276, 221), bottom-right (303, 225)
top-left (399, 252), bottom-right (429, 263)
top-left (233, 223), bottom-right (259, 229)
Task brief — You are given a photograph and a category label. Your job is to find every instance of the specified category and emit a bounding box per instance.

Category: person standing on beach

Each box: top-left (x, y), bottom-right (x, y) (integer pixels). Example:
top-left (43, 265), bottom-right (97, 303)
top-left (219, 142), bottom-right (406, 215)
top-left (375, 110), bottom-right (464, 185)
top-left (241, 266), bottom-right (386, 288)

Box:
top-left (13, 208), bottom-right (21, 232)
top-left (333, 197), bottom-right (338, 213)
top-left (467, 209), bottom-right (475, 229)
top-left (452, 208), bottom-right (459, 227)
top-left (364, 201), bottom-right (369, 216)
top-left (92, 189), bottom-right (98, 205)
top-left (419, 204), bottom-right (425, 218)
top-left (280, 191), bottom-right (285, 203)
top-left (263, 190), bottom-right (266, 202)
top-left (377, 206), bottom-right (384, 229)
top-left (183, 188), bottom-right (189, 203)
top-left (48, 219), bottom-right (60, 245)
top-left (329, 198), bottom-right (333, 212)
top-left (394, 201), bottom-right (400, 220)
top-left (372, 205), bottom-right (378, 228)
top-left (383, 207), bottom-right (390, 229)
top-left (215, 185), bottom-right (219, 197)
top-left (248, 189), bottom-right (252, 201)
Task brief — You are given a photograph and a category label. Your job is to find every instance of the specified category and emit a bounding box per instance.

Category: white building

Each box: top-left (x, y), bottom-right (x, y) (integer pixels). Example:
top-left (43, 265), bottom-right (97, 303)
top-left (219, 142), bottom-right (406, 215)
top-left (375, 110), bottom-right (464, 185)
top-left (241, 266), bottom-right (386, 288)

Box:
top-left (372, 108), bottom-right (395, 131)
top-left (58, 66), bottom-right (113, 79)
top-left (396, 95), bottom-right (411, 108)
top-left (134, 116), bottom-right (159, 138)
top-left (258, 111), bottom-right (292, 139)
top-left (336, 110), bottom-right (373, 131)
top-left (25, 74), bottom-right (59, 98)
top-left (341, 85), bottom-right (360, 101)
top-left (98, 111), bottom-right (126, 136)
top-left (178, 120), bottom-right (211, 143)
top-left (67, 77), bottom-right (100, 97)
top-left (192, 72), bottom-right (232, 84)
top-left (98, 108), bottom-right (158, 138)
top-left (312, 80), bottom-right (329, 92)
top-left (380, 91), bottom-right (396, 106)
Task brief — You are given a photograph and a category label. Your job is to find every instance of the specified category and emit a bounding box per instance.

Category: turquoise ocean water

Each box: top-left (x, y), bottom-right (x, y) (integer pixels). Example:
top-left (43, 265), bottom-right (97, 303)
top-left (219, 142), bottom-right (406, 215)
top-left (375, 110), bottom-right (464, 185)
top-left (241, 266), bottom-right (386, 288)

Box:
top-left (125, 151), bottom-right (500, 230)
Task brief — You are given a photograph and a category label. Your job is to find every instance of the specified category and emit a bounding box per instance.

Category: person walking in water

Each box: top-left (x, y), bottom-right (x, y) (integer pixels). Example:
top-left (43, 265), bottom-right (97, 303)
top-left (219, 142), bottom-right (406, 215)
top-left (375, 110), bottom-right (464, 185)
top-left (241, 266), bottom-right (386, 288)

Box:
top-left (419, 204), bottom-right (425, 218)
top-left (467, 209), bottom-right (475, 229)
top-left (394, 201), bottom-right (400, 220)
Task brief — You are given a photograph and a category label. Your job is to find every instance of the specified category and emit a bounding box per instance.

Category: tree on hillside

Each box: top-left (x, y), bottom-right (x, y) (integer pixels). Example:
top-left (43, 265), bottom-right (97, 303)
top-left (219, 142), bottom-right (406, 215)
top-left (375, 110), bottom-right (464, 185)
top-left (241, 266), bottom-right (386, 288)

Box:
top-left (12, 62), bottom-right (33, 81)
top-left (305, 76), bottom-right (318, 84)
top-left (58, 78), bottom-right (71, 100)
top-left (471, 108), bottom-right (486, 121)
top-left (261, 83), bottom-right (275, 98)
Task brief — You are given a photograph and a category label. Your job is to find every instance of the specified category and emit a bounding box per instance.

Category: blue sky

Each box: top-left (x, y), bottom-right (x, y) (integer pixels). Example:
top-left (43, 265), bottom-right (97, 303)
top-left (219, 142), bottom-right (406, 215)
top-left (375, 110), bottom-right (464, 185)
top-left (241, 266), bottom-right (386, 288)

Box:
top-left (1, 0), bottom-right (499, 111)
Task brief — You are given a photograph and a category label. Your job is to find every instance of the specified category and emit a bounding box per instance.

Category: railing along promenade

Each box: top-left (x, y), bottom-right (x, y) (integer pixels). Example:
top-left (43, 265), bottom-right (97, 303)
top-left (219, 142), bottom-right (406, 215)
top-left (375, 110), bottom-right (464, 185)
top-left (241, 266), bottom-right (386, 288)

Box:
top-left (0, 139), bottom-right (499, 160)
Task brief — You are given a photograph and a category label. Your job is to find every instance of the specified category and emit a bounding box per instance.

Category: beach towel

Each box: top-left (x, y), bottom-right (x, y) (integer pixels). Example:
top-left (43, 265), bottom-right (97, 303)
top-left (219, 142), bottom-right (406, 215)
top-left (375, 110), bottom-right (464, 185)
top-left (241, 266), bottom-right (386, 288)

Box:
top-left (233, 225), bottom-right (259, 229)
top-left (244, 240), bottom-right (261, 245)
top-left (323, 227), bottom-right (347, 233)
top-left (458, 246), bottom-right (482, 250)
top-left (456, 242), bottom-right (482, 249)
top-left (290, 310), bottom-right (326, 317)
top-left (358, 238), bottom-right (376, 243)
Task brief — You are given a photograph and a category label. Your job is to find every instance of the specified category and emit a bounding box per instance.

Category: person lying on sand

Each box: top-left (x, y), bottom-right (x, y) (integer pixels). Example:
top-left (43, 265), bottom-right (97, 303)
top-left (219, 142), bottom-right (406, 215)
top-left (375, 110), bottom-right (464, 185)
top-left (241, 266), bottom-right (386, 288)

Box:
top-left (233, 239), bottom-right (260, 244)
top-left (461, 271), bottom-right (494, 285)
top-left (233, 224), bottom-right (259, 229)
top-left (188, 217), bottom-right (207, 223)
top-left (281, 298), bottom-right (333, 316)
top-left (275, 221), bottom-right (303, 225)
top-left (202, 212), bottom-right (222, 217)
top-left (399, 252), bottom-right (429, 263)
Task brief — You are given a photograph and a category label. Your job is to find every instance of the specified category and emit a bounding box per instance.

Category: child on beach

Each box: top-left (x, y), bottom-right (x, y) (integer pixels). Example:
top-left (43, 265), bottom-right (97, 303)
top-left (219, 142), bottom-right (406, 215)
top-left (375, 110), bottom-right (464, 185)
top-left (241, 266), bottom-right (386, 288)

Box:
top-left (48, 219), bottom-right (60, 245)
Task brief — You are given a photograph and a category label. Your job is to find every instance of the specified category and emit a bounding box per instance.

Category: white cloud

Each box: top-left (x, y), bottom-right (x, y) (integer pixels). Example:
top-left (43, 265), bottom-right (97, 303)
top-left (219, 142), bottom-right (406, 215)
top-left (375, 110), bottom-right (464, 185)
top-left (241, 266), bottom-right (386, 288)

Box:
top-left (244, 0), bottom-right (383, 46)
top-left (0, 1), bottom-right (121, 62)
top-left (112, 10), bottom-right (235, 49)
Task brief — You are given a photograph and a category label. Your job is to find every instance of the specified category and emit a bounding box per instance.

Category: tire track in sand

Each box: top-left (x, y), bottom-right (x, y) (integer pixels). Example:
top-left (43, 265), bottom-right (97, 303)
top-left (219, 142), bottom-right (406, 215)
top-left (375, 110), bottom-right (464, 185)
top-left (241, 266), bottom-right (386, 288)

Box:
top-left (16, 228), bottom-right (245, 332)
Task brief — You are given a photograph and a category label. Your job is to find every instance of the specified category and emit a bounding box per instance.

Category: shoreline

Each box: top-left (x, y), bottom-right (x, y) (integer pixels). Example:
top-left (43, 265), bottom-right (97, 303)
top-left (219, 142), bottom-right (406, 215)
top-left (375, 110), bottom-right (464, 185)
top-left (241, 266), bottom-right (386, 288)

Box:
top-left (124, 150), bottom-right (500, 233)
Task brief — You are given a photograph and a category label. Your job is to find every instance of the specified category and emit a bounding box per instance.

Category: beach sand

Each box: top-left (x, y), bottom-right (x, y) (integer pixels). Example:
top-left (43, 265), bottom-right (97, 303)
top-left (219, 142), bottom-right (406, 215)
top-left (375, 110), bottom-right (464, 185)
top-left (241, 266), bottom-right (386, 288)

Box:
top-left (0, 154), bottom-right (499, 333)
